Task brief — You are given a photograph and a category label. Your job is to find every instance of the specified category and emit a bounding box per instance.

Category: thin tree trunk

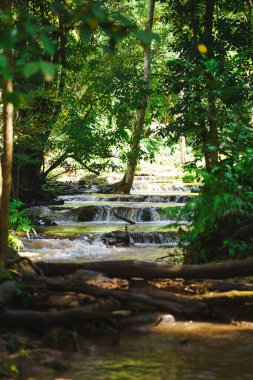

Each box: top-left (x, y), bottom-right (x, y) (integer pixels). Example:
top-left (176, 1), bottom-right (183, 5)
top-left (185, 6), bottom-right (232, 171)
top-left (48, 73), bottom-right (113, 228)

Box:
top-left (43, 152), bottom-right (69, 179)
top-left (0, 0), bottom-right (14, 263)
top-left (0, 74), bottom-right (13, 262)
top-left (116, 0), bottom-right (156, 194)
top-left (204, 0), bottom-right (218, 171)
top-left (190, 0), bottom-right (198, 40)
top-left (179, 135), bottom-right (187, 164)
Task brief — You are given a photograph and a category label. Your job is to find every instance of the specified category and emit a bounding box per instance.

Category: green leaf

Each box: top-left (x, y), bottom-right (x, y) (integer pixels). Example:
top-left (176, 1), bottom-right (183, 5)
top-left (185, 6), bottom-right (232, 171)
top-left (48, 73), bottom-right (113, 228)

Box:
top-left (23, 62), bottom-right (41, 78)
top-left (0, 55), bottom-right (8, 69)
top-left (133, 30), bottom-right (160, 45)
top-left (40, 33), bottom-right (55, 56)
top-left (40, 62), bottom-right (57, 81)
top-left (92, 4), bottom-right (107, 21)
top-left (24, 23), bottom-right (38, 36)
top-left (112, 310), bottom-right (132, 317)
top-left (6, 92), bottom-right (29, 106)
top-left (206, 144), bottom-right (218, 151)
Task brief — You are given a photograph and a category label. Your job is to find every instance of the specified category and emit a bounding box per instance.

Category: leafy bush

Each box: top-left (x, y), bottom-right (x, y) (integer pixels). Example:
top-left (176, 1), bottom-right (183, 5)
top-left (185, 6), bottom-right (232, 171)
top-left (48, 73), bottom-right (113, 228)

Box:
top-left (182, 170), bottom-right (199, 183)
top-left (8, 200), bottom-right (35, 251)
top-left (179, 124), bottom-right (253, 263)
top-left (78, 174), bottom-right (109, 186)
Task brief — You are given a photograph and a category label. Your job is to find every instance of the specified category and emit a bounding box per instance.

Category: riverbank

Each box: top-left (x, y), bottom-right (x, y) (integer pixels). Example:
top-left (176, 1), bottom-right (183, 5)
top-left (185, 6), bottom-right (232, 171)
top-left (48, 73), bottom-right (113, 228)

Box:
top-left (1, 258), bottom-right (253, 379)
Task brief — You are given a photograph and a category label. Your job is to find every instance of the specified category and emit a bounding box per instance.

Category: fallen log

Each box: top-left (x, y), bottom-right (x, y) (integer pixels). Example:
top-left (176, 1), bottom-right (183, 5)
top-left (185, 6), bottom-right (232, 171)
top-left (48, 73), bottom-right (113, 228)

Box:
top-left (108, 289), bottom-right (208, 318)
top-left (0, 299), bottom-right (122, 328)
top-left (113, 211), bottom-right (136, 225)
top-left (37, 259), bottom-right (253, 280)
top-left (26, 276), bottom-right (209, 318)
top-left (193, 279), bottom-right (253, 293)
top-left (199, 290), bottom-right (253, 306)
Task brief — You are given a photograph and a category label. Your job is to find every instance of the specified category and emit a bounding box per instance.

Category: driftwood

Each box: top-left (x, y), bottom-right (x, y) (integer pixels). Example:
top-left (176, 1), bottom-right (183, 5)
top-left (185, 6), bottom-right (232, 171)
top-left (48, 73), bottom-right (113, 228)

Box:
top-left (25, 275), bottom-right (208, 318)
top-left (1, 258), bottom-right (253, 334)
top-left (113, 211), bottom-right (136, 225)
top-left (0, 307), bottom-right (122, 328)
top-left (37, 259), bottom-right (253, 280)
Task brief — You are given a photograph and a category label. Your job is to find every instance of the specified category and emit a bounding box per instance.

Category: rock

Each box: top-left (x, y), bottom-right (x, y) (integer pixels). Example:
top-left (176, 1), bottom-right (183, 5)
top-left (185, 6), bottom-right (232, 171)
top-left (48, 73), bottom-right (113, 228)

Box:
top-left (101, 230), bottom-right (178, 246)
top-left (72, 206), bottom-right (101, 222)
top-left (101, 230), bottom-right (132, 247)
top-left (30, 206), bottom-right (52, 219)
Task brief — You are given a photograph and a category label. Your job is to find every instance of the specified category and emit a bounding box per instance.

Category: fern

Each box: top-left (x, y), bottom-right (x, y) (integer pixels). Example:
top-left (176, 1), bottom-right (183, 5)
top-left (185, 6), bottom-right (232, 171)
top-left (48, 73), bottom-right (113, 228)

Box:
top-left (8, 200), bottom-right (35, 251)
top-left (8, 232), bottom-right (24, 252)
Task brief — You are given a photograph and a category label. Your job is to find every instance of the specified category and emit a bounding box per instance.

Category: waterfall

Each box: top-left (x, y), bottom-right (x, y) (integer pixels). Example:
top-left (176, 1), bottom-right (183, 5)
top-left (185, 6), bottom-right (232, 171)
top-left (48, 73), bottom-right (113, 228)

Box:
top-left (92, 206), bottom-right (161, 222)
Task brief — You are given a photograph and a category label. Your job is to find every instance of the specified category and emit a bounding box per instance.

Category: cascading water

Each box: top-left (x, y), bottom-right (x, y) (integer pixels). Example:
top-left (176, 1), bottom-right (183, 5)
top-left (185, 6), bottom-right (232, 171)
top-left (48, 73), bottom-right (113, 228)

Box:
top-left (23, 176), bottom-right (196, 263)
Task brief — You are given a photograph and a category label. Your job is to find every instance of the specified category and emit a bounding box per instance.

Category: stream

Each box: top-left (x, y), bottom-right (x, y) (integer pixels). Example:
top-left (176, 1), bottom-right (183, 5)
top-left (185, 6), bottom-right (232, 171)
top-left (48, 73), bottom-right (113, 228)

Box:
top-left (33, 322), bottom-right (253, 380)
top-left (21, 176), bottom-right (194, 263)
top-left (20, 176), bottom-right (253, 380)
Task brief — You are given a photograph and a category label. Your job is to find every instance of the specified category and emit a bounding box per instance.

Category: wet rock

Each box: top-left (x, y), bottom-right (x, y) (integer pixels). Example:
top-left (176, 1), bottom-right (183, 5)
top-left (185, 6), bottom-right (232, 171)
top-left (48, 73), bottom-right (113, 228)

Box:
top-left (101, 231), bottom-right (178, 246)
top-left (72, 206), bottom-right (101, 222)
top-left (101, 230), bottom-right (131, 246)
top-left (71, 205), bottom-right (161, 222)
top-left (30, 206), bottom-right (52, 219)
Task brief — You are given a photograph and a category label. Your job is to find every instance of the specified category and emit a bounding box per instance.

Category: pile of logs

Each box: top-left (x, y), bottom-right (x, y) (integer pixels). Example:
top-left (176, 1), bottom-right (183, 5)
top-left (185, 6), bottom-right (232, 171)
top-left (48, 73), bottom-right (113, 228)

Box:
top-left (1, 259), bottom-right (253, 331)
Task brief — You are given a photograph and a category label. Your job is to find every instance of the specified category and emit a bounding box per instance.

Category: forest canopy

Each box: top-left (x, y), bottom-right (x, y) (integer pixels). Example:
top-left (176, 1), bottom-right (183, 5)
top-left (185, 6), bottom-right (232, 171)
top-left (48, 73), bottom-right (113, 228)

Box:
top-left (0, 0), bottom-right (252, 263)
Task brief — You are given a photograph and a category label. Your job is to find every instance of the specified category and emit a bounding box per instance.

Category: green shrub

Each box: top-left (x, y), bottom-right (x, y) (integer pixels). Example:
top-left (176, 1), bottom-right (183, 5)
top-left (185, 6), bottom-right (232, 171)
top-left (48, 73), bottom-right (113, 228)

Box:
top-left (178, 124), bottom-right (253, 263)
top-left (8, 200), bottom-right (35, 251)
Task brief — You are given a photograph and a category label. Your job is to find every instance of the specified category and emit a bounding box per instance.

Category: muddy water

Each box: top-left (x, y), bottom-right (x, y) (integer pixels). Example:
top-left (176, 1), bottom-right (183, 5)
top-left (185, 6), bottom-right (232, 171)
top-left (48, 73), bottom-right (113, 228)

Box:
top-left (74, 326), bottom-right (253, 380)
top-left (34, 322), bottom-right (253, 380)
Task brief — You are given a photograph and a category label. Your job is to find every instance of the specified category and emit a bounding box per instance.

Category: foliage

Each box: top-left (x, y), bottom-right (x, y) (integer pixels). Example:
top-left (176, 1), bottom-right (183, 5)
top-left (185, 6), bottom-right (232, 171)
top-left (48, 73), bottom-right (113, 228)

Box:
top-left (0, 361), bottom-right (19, 379)
top-left (8, 200), bottom-right (35, 251)
top-left (159, 0), bottom-right (252, 170)
top-left (4, 0), bottom-right (162, 200)
top-left (179, 123), bottom-right (253, 263)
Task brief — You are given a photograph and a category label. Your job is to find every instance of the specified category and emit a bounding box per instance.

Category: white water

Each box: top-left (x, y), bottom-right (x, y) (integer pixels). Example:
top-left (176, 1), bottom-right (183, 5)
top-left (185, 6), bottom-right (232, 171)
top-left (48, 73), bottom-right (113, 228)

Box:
top-left (23, 180), bottom-right (195, 263)
top-left (21, 237), bottom-right (179, 262)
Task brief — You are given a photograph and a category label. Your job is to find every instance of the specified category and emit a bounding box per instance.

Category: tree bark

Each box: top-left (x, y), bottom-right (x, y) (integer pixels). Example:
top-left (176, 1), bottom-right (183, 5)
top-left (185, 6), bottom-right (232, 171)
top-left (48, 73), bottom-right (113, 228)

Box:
top-left (190, 0), bottom-right (198, 40)
top-left (203, 0), bottom-right (218, 171)
top-left (115, 0), bottom-right (156, 194)
top-left (179, 135), bottom-right (187, 164)
top-left (0, 0), bottom-right (14, 262)
top-left (36, 259), bottom-right (253, 280)
top-left (43, 152), bottom-right (69, 179)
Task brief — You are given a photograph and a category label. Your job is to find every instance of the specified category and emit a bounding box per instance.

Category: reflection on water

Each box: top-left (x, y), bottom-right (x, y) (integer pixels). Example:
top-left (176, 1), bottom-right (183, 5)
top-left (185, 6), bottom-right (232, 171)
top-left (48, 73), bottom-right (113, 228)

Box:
top-left (36, 322), bottom-right (253, 380)
top-left (39, 221), bottom-right (180, 235)
top-left (74, 323), bottom-right (253, 380)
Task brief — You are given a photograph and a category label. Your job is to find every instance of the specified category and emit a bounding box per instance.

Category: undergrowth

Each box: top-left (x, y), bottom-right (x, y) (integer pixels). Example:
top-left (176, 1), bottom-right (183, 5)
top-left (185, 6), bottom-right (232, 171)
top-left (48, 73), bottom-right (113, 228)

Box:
top-left (177, 124), bottom-right (253, 263)
top-left (9, 200), bottom-right (35, 251)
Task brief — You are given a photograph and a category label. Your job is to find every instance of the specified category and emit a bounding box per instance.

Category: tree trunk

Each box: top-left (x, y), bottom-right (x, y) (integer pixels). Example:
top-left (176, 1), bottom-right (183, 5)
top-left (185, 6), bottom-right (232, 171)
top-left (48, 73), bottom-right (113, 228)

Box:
top-left (204, 0), bottom-right (218, 171)
top-left (115, 0), bottom-right (156, 194)
top-left (36, 259), bottom-right (253, 280)
top-left (0, 0), bottom-right (14, 262)
top-left (0, 76), bottom-right (14, 261)
top-left (179, 135), bottom-right (187, 164)
top-left (13, 5), bottom-right (68, 202)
